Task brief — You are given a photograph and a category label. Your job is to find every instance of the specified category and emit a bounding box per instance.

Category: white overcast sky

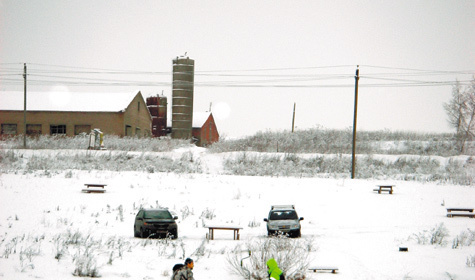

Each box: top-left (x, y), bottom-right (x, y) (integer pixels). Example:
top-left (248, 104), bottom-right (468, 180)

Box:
top-left (1, 0), bottom-right (474, 138)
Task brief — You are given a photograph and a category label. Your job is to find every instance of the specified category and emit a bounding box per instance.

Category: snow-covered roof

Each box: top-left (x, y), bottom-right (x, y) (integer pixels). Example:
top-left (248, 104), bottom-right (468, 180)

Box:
top-left (0, 91), bottom-right (142, 112)
top-left (165, 112), bottom-right (213, 128)
top-left (192, 112), bottom-right (212, 128)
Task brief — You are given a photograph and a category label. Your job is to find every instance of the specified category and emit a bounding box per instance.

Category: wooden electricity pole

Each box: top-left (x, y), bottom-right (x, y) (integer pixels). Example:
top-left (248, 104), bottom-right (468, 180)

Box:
top-left (23, 63), bottom-right (27, 148)
top-left (291, 102), bottom-right (296, 133)
top-left (351, 66), bottom-right (359, 179)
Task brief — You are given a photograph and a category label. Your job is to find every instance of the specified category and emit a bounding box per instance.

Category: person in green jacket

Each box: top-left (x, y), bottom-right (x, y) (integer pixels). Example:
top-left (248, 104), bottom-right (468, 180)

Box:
top-left (266, 258), bottom-right (284, 280)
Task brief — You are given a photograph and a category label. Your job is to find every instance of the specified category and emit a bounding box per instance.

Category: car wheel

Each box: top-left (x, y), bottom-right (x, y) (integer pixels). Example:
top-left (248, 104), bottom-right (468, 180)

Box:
top-left (140, 228), bottom-right (149, 238)
top-left (169, 230), bottom-right (178, 239)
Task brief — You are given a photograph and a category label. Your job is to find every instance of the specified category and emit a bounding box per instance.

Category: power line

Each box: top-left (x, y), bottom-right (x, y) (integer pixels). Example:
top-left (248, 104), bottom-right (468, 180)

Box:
top-left (360, 64), bottom-right (475, 75)
top-left (1, 77), bottom-right (472, 88)
top-left (2, 64), bottom-right (473, 79)
top-left (0, 63), bottom-right (473, 89)
top-left (2, 62), bottom-right (474, 74)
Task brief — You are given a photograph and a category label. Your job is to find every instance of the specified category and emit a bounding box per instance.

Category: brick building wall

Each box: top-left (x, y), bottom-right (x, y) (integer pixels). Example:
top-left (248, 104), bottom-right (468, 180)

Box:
top-left (192, 113), bottom-right (219, 146)
top-left (0, 92), bottom-right (152, 137)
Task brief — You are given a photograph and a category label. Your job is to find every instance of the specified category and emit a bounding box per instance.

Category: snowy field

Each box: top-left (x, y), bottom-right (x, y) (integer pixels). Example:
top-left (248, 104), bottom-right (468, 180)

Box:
top-left (0, 148), bottom-right (474, 280)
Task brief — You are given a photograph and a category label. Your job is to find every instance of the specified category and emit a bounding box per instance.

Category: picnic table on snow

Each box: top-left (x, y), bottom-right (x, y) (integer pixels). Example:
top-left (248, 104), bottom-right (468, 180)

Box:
top-left (205, 225), bottom-right (243, 240)
top-left (373, 185), bottom-right (395, 194)
top-left (308, 267), bottom-right (339, 274)
top-left (446, 208), bottom-right (475, 218)
top-left (81, 183), bottom-right (107, 193)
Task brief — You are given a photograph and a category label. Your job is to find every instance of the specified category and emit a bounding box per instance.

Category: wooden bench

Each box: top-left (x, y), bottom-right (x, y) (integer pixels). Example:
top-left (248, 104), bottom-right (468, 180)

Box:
top-left (373, 185), bottom-right (394, 194)
top-left (205, 225), bottom-right (243, 240)
top-left (82, 183), bottom-right (107, 193)
top-left (308, 267), bottom-right (339, 274)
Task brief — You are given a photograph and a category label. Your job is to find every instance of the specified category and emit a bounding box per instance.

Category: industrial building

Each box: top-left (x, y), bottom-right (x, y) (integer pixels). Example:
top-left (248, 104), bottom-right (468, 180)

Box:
top-left (0, 91), bottom-right (152, 137)
top-left (0, 56), bottom-right (220, 145)
top-left (146, 94), bottom-right (219, 146)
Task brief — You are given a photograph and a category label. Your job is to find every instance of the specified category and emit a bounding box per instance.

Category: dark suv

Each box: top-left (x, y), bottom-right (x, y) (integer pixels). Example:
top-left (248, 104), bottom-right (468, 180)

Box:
top-left (134, 209), bottom-right (178, 239)
top-left (264, 205), bottom-right (303, 238)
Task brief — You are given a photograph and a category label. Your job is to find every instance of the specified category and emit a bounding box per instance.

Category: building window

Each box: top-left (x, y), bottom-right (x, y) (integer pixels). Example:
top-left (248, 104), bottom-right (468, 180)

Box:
top-left (26, 124), bottom-right (42, 136)
top-left (135, 127), bottom-right (141, 137)
top-left (138, 101), bottom-right (140, 111)
top-left (75, 125), bottom-right (91, 135)
top-left (50, 125), bottom-right (66, 135)
top-left (1, 124), bottom-right (17, 135)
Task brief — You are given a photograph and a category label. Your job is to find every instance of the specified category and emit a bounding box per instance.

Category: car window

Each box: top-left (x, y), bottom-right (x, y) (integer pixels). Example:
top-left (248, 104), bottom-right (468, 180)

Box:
top-left (270, 210), bottom-right (298, 220)
top-left (144, 210), bottom-right (173, 219)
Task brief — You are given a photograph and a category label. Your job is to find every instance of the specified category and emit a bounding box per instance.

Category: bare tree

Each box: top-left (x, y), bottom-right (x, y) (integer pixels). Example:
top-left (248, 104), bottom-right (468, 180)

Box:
top-left (444, 78), bottom-right (475, 153)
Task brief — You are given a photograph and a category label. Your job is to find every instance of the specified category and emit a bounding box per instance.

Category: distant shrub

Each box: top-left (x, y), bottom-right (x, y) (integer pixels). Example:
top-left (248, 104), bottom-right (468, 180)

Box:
top-left (248, 218), bottom-right (261, 228)
top-left (1, 134), bottom-right (192, 152)
top-left (411, 223), bottom-right (449, 246)
top-left (65, 170), bottom-right (73, 178)
top-left (0, 150), bottom-right (202, 174)
top-left (227, 236), bottom-right (315, 280)
top-left (467, 255), bottom-right (475, 267)
top-left (210, 128), bottom-right (464, 156)
top-left (53, 234), bottom-right (68, 261)
top-left (180, 206), bottom-right (194, 220)
top-left (200, 208), bottom-right (216, 220)
top-left (223, 152), bottom-right (349, 177)
top-left (1, 130), bottom-right (473, 185)
top-left (452, 229), bottom-right (475, 249)
top-left (72, 245), bottom-right (100, 277)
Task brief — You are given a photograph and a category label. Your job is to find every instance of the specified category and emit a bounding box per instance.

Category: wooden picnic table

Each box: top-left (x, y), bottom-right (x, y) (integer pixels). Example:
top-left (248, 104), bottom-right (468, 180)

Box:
top-left (205, 225), bottom-right (243, 240)
top-left (373, 185), bottom-right (395, 194)
top-left (308, 267), bottom-right (339, 274)
top-left (82, 183), bottom-right (107, 193)
top-left (84, 183), bottom-right (107, 188)
top-left (446, 207), bottom-right (475, 218)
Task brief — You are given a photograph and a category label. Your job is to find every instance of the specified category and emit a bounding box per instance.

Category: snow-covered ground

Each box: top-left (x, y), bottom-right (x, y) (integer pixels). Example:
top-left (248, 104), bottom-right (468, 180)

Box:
top-left (0, 148), bottom-right (474, 280)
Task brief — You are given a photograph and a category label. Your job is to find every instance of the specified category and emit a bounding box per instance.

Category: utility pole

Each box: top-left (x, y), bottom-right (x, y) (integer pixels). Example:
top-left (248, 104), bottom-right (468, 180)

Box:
top-left (23, 63), bottom-right (27, 148)
top-left (351, 66), bottom-right (359, 179)
top-left (291, 102), bottom-right (296, 133)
